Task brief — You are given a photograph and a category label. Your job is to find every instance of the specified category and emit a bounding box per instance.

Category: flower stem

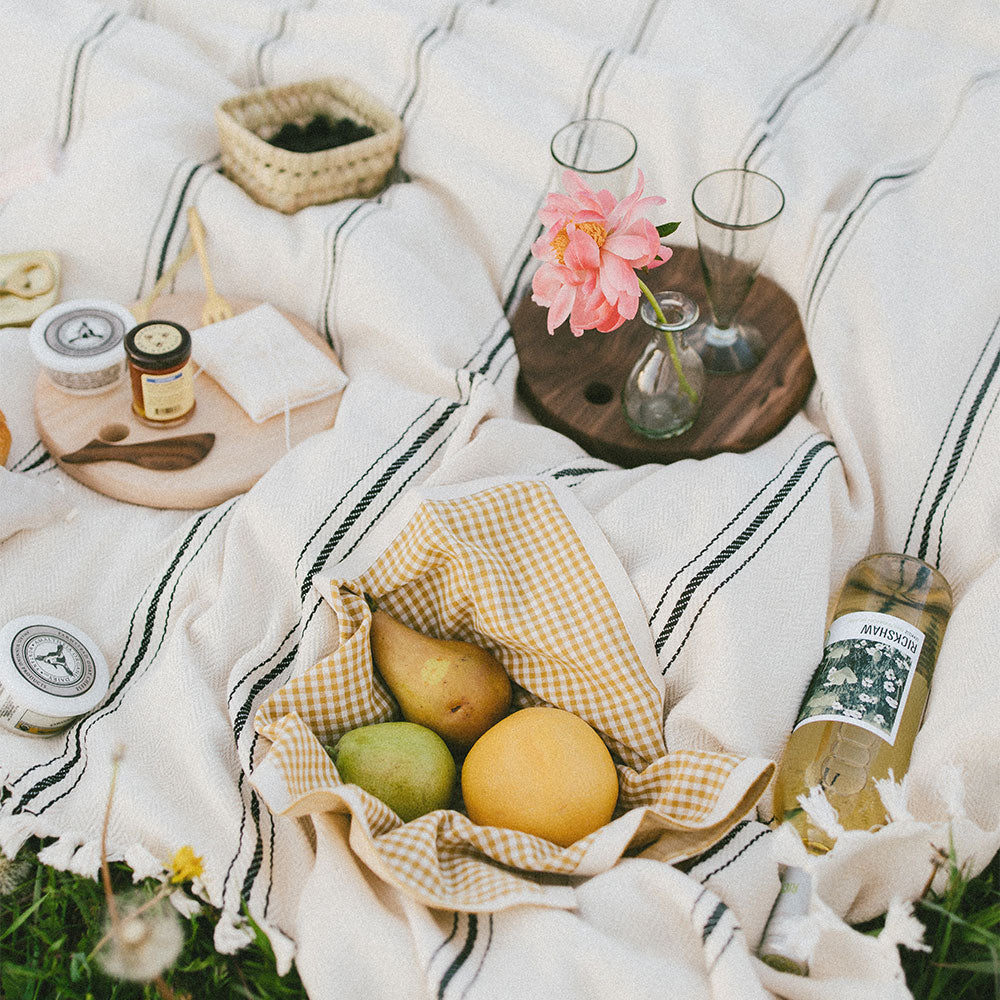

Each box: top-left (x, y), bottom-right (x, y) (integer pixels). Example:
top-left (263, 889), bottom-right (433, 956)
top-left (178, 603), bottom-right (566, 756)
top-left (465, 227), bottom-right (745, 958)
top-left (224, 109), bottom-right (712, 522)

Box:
top-left (637, 279), bottom-right (698, 404)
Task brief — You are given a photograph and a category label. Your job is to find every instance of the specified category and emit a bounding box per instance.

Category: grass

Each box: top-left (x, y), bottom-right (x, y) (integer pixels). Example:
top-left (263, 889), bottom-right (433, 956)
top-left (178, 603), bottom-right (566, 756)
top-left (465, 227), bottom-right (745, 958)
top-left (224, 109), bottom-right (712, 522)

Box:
top-left (1, 838), bottom-right (307, 1000)
top-left (2, 838), bottom-right (999, 999)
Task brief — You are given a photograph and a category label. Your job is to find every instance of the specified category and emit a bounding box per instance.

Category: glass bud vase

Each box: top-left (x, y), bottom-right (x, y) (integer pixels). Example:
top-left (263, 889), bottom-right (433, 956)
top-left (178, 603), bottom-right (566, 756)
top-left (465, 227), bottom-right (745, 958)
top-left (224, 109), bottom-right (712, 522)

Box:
top-left (621, 291), bottom-right (704, 438)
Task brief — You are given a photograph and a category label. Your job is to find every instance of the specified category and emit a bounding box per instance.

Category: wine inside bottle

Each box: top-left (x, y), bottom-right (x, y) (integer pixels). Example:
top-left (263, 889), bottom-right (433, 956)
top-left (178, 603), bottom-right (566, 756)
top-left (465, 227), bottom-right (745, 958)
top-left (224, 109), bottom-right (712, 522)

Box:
top-left (773, 553), bottom-right (952, 853)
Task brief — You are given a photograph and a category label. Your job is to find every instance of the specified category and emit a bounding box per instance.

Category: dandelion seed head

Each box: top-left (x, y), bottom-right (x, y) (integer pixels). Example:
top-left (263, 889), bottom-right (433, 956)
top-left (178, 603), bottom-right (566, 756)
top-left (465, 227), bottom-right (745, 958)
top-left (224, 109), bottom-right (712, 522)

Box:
top-left (96, 891), bottom-right (183, 983)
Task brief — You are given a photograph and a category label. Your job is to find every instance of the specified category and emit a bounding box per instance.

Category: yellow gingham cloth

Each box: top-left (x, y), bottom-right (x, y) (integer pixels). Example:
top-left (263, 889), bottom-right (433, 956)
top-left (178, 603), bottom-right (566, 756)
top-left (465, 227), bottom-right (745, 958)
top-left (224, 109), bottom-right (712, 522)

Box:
top-left (254, 480), bottom-right (773, 911)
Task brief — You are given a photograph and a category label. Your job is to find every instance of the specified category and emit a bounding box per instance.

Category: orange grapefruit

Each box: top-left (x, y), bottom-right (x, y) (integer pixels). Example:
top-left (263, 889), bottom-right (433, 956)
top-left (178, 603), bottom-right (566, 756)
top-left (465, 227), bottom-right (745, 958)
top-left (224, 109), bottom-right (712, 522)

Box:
top-left (460, 706), bottom-right (619, 847)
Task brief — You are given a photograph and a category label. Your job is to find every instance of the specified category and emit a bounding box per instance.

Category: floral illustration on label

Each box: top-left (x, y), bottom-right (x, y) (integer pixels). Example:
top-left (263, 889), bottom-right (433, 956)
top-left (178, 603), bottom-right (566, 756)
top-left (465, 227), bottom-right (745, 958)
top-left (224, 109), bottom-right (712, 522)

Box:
top-left (792, 611), bottom-right (924, 745)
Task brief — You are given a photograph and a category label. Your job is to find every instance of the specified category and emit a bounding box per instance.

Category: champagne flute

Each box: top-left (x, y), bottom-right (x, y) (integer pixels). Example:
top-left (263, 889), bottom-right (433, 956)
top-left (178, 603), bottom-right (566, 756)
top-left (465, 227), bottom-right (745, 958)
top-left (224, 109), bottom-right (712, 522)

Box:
top-left (550, 118), bottom-right (637, 199)
top-left (686, 168), bottom-right (785, 373)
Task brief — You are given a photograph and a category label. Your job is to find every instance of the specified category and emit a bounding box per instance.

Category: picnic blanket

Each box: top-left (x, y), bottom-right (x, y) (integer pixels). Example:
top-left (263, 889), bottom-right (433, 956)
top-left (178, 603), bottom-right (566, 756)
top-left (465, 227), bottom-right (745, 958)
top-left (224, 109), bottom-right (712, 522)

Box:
top-left (2, 1), bottom-right (999, 997)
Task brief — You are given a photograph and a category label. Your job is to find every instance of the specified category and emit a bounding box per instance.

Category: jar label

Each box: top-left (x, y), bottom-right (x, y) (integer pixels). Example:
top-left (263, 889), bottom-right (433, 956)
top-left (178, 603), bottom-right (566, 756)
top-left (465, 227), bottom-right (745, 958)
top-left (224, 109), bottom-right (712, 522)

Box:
top-left (10, 622), bottom-right (97, 698)
top-left (140, 362), bottom-right (195, 420)
top-left (133, 323), bottom-right (183, 355)
top-left (792, 611), bottom-right (924, 745)
top-left (44, 308), bottom-right (126, 357)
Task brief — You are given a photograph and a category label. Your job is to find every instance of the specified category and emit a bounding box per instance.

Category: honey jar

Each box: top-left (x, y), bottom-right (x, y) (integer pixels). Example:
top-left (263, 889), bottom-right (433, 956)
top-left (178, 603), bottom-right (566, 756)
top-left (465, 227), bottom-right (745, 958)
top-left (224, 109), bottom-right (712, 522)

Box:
top-left (124, 320), bottom-right (196, 427)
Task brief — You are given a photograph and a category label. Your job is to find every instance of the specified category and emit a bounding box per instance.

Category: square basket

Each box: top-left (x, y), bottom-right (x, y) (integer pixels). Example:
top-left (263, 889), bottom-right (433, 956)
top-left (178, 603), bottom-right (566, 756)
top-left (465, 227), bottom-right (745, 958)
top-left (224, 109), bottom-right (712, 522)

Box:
top-left (216, 76), bottom-right (403, 214)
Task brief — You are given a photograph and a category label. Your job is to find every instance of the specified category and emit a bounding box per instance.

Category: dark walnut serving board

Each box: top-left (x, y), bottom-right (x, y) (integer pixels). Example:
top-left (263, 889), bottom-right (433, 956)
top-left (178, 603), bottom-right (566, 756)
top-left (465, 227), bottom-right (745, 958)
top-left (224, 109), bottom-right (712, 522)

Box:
top-left (511, 245), bottom-right (814, 468)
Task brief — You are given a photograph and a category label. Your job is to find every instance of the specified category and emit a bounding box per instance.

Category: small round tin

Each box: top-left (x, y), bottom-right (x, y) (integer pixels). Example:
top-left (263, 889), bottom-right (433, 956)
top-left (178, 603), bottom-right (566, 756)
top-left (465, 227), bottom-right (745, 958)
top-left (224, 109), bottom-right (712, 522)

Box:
top-left (0, 615), bottom-right (111, 737)
top-left (29, 299), bottom-right (135, 395)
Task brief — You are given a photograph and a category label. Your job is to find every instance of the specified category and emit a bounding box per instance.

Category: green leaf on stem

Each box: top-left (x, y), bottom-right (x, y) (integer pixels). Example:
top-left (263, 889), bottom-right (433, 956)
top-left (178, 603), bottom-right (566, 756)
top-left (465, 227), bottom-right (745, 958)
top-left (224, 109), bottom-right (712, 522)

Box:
top-left (656, 222), bottom-right (680, 238)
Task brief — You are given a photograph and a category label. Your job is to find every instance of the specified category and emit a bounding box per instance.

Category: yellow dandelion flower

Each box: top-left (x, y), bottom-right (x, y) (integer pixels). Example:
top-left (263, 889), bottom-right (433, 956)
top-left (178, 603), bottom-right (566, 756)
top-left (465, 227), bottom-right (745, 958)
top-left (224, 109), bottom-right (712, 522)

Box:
top-left (169, 845), bottom-right (203, 884)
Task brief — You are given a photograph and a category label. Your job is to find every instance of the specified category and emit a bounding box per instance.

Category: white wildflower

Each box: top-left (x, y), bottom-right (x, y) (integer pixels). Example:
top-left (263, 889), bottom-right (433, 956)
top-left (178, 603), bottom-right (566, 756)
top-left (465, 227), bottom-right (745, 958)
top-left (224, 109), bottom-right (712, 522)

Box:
top-left (95, 890), bottom-right (183, 983)
top-left (886, 696), bottom-right (898, 709)
top-left (874, 714), bottom-right (886, 726)
top-left (862, 676), bottom-right (874, 688)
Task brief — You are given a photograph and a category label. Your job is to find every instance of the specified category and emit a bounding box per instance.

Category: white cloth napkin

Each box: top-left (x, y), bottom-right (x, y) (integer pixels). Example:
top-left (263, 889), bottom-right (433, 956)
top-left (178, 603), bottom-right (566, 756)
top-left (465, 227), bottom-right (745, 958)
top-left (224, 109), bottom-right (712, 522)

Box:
top-left (191, 304), bottom-right (347, 423)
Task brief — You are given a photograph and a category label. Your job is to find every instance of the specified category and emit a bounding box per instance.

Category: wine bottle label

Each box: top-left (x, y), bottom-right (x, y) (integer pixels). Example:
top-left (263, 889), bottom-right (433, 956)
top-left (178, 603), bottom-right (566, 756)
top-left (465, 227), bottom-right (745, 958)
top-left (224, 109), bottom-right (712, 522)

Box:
top-left (792, 611), bottom-right (924, 745)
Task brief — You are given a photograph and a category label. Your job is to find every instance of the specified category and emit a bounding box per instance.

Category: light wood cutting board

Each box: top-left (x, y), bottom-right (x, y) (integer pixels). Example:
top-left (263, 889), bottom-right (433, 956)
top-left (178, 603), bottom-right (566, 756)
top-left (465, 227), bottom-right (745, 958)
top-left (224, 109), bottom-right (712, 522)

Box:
top-left (35, 294), bottom-right (345, 509)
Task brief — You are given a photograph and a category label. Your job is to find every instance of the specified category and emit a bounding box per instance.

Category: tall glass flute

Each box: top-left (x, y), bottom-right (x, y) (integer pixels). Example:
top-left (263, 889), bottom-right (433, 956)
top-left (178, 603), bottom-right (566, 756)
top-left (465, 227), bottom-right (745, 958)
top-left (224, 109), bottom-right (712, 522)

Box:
top-left (686, 168), bottom-right (785, 373)
top-left (550, 118), bottom-right (637, 199)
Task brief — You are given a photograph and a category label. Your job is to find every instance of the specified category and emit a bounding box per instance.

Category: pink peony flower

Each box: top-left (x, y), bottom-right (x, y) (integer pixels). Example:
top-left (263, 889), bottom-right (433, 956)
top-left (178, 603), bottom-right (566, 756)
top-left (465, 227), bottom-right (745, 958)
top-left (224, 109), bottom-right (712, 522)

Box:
top-left (531, 169), bottom-right (673, 336)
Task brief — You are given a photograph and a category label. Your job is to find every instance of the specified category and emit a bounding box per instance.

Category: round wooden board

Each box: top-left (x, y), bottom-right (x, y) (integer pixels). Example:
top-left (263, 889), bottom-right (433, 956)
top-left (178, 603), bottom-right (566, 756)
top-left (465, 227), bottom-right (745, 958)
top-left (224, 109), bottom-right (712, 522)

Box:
top-left (35, 295), bottom-right (344, 509)
top-left (511, 245), bottom-right (814, 467)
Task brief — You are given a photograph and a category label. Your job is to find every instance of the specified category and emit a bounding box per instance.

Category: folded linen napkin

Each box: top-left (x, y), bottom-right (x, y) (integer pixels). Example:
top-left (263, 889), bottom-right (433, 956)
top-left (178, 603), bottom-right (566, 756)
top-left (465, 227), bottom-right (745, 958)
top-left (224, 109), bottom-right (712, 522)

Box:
top-left (252, 478), bottom-right (774, 911)
top-left (191, 303), bottom-right (347, 423)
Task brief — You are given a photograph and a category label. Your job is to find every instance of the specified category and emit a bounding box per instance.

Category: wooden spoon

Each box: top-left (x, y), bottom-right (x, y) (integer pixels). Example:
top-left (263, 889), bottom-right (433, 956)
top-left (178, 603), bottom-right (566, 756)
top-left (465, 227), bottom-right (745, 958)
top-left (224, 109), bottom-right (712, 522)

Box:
top-left (60, 432), bottom-right (215, 471)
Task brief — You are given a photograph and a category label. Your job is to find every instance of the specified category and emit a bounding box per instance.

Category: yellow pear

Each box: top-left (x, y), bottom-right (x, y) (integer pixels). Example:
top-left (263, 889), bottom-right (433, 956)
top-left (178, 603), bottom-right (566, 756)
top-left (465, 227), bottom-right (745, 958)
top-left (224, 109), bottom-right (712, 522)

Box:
top-left (369, 609), bottom-right (512, 752)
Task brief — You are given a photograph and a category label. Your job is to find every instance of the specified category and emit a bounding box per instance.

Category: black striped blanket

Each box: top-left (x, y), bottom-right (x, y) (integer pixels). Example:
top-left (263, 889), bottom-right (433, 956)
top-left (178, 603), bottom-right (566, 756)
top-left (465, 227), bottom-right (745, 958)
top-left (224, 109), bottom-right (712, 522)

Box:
top-left (1, 2), bottom-right (998, 998)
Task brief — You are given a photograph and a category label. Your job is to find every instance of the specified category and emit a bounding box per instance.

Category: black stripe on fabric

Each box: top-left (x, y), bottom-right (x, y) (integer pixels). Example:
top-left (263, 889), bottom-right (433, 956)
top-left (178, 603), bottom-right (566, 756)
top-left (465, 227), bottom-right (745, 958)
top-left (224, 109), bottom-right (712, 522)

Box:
top-left (629, 0), bottom-right (661, 55)
top-left (62, 12), bottom-right (117, 147)
top-left (16, 449), bottom-right (53, 474)
top-left (431, 913), bottom-right (461, 963)
top-left (679, 820), bottom-right (749, 873)
top-left (935, 376), bottom-right (1000, 565)
top-left (460, 914), bottom-right (493, 1000)
top-left (709, 927), bottom-right (739, 972)
top-left (254, 9), bottom-right (288, 86)
top-left (400, 25), bottom-right (442, 121)
top-left (655, 440), bottom-right (835, 656)
top-left (221, 768), bottom-right (251, 906)
top-left (10, 503), bottom-right (234, 815)
top-left (702, 900), bottom-right (728, 942)
top-left (698, 827), bottom-right (771, 884)
top-left (227, 614), bottom-right (306, 709)
top-left (298, 402), bottom-right (460, 600)
top-left (551, 465), bottom-right (611, 479)
top-left (916, 314), bottom-right (1000, 562)
top-left (438, 914), bottom-right (477, 1000)
top-left (806, 70), bottom-right (999, 328)
top-left (905, 310), bottom-right (1000, 557)
top-left (744, 1), bottom-right (882, 169)
top-left (233, 644), bottom-right (300, 742)
top-left (229, 593), bottom-right (323, 745)
top-left (240, 789), bottom-right (265, 901)
top-left (806, 168), bottom-right (915, 319)
top-left (9, 441), bottom-right (45, 471)
top-left (318, 199), bottom-right (377, 347)
top-left (291, 402), bottom-right (437, 577)
top-left (648, 434), bottom-right (827, 629)
top-left (659, 448), bottom-right (839, 667)
top-left (582, 49), bottom-right (614, 119)
top-left (134, 159), bottom-right (199, 300)
top-left (156, 163), bottom-right (204, 281)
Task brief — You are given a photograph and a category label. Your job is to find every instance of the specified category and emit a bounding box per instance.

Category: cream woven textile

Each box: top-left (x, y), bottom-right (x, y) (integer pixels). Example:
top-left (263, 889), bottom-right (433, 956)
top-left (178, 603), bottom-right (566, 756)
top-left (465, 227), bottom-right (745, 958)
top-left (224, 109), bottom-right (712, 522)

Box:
top-left (252, 479), bottom-right (773, 910)
top-left (1, 2), bottom-right (999, 999)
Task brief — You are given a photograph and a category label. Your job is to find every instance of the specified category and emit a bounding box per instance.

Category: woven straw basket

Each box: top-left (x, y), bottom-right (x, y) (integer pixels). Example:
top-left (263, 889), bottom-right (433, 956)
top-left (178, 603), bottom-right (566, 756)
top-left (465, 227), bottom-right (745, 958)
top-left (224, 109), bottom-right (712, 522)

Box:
top-left (216, 77), bottom-right (403, 213)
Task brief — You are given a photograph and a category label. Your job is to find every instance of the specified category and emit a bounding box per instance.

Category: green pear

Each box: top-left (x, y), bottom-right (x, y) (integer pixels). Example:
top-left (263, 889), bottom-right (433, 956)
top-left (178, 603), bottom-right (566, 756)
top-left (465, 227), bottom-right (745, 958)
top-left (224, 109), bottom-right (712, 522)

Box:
top-left (329, 721), bottom-right (456, 822)
top-left (369, 610), bottom-right (512, 752)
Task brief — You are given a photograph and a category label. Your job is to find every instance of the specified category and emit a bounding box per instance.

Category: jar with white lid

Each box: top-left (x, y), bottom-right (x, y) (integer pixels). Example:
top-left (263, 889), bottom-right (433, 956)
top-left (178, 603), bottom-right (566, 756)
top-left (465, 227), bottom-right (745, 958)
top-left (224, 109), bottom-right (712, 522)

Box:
top-left (0, 615), bottom-right (111, 737)
top-left (29, 299), bottom-right (135, 395)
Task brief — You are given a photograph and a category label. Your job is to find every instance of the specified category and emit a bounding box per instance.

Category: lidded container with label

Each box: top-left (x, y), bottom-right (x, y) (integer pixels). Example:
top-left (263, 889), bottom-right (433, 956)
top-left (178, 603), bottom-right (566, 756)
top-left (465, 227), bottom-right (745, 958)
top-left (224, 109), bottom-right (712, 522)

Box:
top-left (29, 299), bottom-right (135, 395)
top-left (772, 553), bottom-right (953, 853)
top-left (0, 615), bottom-right (111, 737)
top-left (124, 320), bottom-right (196, 427)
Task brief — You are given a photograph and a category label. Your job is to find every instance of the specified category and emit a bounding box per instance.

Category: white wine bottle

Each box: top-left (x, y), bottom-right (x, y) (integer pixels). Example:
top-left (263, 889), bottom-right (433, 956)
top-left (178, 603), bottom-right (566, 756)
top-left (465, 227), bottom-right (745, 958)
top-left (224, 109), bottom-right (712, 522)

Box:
top-left (773, 553), bottom-right (953, 853)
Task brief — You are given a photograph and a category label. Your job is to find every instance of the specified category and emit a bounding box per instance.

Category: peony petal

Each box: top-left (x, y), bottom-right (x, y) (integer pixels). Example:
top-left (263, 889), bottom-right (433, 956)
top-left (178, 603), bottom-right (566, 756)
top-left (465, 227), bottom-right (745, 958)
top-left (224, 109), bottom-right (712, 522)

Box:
top-left (562, 170), bottom-right (606, 213)
top-left (546, 282), bottom-right (577, 335)
top-left (598, 252), bottom-right (639, 302)
top-left (603, 232), bottom-right (654, 261)
top-left (531, 262), bottom-right (567, 304)
top-left (564, 227), bottom-right (602, 271)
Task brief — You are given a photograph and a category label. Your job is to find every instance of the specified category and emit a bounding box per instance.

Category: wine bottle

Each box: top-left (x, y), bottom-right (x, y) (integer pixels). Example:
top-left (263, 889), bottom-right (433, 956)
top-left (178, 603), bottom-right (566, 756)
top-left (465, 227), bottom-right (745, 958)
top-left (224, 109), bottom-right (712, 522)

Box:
top-left (773, 553), bottom-right (953, 853)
